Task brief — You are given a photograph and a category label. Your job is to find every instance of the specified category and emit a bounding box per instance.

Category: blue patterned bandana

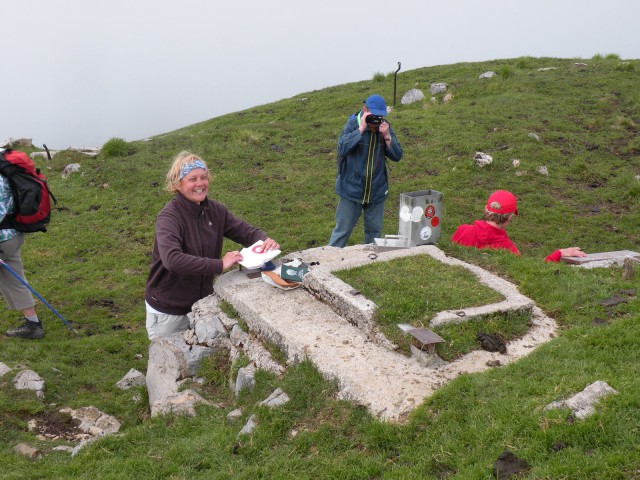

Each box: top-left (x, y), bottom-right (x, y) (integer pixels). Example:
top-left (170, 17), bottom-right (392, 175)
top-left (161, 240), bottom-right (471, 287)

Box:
top-left (179, 159), bottom-right (207, 179)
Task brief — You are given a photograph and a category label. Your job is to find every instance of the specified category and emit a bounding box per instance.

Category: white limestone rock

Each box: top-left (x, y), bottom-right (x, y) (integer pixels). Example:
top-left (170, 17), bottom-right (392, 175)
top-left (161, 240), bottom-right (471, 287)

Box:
top-left (13, 369), bottom-right (45, 399)
top-left (400, 88), bottom-right (425, 105)
top-left (116, 368), bottom-right (146, 390)
top-left (545, 380), bottom-right (618, 419)
top-left (259, 388), bottom-right (290, 408)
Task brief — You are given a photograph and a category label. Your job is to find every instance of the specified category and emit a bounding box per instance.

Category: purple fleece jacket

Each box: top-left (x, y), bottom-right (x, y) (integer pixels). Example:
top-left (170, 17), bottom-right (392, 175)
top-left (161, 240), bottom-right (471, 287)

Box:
top-left (145, 192), bottom-right (267, 314)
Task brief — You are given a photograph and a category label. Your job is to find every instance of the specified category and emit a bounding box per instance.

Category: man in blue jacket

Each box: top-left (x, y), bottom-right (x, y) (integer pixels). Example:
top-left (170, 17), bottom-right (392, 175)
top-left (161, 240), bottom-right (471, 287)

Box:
top-left (328, 94), bottom-right (403, 247)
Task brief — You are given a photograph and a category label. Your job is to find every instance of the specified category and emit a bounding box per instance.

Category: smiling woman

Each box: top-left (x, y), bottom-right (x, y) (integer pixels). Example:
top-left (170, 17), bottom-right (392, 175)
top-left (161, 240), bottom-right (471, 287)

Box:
top-left (144, 151), bottom-right (280, 339)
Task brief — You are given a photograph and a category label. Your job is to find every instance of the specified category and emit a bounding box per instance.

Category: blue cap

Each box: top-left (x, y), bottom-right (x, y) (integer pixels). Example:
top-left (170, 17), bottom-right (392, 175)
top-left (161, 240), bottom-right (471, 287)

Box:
top-left (364, 94), bottom-right (387, 116)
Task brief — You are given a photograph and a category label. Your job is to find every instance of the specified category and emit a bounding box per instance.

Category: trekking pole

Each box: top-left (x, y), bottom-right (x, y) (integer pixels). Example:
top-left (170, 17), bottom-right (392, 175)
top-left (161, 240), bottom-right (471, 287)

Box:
top-left (0, 259), bottom-right (79, 335)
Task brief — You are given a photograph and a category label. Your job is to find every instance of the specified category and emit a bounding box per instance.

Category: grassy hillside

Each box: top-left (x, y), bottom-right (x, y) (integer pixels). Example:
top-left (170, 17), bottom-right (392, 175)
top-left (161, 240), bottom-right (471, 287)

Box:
top-left (1, 54), bottom-right (639, 479)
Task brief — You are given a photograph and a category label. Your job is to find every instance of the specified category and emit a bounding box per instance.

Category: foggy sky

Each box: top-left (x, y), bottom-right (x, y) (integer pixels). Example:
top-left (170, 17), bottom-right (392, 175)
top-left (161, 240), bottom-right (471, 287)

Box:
top-left (3, 0), bottom-right (639, 149)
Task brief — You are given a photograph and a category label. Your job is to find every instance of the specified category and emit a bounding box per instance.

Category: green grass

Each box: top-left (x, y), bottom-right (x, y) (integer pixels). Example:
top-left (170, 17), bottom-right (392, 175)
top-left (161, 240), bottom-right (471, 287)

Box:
top-left (1, 55), bottom-right (639, 479)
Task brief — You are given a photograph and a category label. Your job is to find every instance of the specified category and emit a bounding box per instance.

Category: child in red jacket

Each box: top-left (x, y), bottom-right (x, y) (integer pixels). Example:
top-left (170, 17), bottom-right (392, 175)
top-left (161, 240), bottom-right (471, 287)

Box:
top-left (451, 190), bottom-right (586, 262)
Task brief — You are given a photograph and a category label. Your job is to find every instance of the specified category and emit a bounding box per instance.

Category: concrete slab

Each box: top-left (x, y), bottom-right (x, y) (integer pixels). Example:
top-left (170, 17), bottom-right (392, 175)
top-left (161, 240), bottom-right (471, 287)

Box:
top-left (213, 244), bottom-right (556, 422)
top-left (561, 250), bottom-right (640, 265)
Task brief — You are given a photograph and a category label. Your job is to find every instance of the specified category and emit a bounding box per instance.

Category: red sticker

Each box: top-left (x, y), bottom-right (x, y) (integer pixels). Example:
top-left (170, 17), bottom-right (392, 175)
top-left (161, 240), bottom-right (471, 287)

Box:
top-left (431, 216), bottom-right (440, 227)
top-left (252, 245), bottom-right (264, 254)
top-left (425, 205), bottom-right (436, 218)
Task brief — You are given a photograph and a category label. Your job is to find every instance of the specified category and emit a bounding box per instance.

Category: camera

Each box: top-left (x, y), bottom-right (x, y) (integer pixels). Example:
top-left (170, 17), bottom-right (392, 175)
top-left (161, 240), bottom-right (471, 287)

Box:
top-left (365, 115), bottom-right (384, 125)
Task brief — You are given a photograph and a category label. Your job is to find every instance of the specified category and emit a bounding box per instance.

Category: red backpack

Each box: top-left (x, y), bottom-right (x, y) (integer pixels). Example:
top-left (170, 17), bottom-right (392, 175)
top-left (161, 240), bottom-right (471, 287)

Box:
top-left (0, 149), bottom-right (56, 233)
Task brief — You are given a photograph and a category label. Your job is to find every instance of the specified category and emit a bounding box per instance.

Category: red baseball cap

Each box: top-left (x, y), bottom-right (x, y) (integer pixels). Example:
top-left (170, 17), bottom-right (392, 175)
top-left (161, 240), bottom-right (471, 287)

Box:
top-left (486, 190), bottom-right (519, 215)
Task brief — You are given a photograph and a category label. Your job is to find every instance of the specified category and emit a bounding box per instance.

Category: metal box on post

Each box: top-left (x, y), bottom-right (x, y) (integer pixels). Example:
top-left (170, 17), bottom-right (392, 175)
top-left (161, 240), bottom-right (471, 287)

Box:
top-left (398, 190), bottom-right (443, 246)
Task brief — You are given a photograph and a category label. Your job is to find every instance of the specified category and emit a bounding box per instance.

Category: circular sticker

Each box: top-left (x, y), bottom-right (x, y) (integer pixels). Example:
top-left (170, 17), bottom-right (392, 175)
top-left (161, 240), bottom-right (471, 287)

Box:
top-left (252, 244), bottom-right (264, 253)
top-left (411, 206), bottom-right (423, 222)
top-left (431, 216), bottom-right (440, 227)
top-left (399, 205), bottom-right (411, 222)
top-left (420, 226), bottom-right (432, 240)
top-left (425, 205), bottom-right (436, 218)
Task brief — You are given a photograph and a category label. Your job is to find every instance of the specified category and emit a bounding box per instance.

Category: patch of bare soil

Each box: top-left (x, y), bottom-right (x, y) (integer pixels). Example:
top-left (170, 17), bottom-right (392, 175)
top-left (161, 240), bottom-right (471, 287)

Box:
top-left (31, 411), bottom-right (83, 442)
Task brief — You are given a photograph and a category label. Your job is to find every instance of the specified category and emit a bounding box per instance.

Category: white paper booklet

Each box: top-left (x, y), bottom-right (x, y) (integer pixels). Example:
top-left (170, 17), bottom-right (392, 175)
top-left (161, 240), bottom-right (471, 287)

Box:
top-left (238, 240), bottom-right (281, 269)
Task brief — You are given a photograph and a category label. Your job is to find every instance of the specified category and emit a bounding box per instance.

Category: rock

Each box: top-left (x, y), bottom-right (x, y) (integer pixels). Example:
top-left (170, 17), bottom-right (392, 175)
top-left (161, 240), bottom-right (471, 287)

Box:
top-left (259, 388), bottom-right (290, 408)
top-left (27, 419), bottom-right (38, 431)
top-left (234, 363), bottom-right (257, 397)
top-left (146, 333), bottom-right (216, 410)
top-left (61, 163), bottom-right (81, 178)
top-left (538, 67), bottom-right (557, 71)
top-left (13, 443), bottom-right (41, 459)
top-left (13, 369), bottom-right (45, 399)
top-left (59, 406), bottom-right (120, 436)
top-left (30, 151), bottom-right (58, 160)
top-left (238, 414), bottom-right (257, 436)
top-left (52, 445), bottom-right (74, 453)
top-left (1, 138), bottom-right (32, 148)
top-left (227, 408), bottom-right (243, 421)
top-left (71, 438), bottom-right (98, 457)
top-left (69, 146), bottom-right (100, 156)
top-left (429, 83), bottom-right (447, 95)
top-left (230, 324), bottom-right (249, 347)
top-left (151, 389), bottom-right (213, 417)
top-left (545, 380), bottom-right (618, 419)
top-left (474, 152), bottom-right (493, 167)
top-left (192, 314), bottom-right (228, 346)
top-left (116, 368), bottom-right (146, 390)
top-left (479, 71), bottom-right (496, 79)
top-left (537, 165), bottom-right (549, 176)
top-left (400, 88), bottom-right (425, 105)
top-left (528, 132), bottom-right (540, 141)
top-left (0, 362), bottom-right (11, 377)
top-left (512, 159), bottom-right (520, 168)
top-left (442, 92), bottom-right (453, 103)
top-left (146, 336), bottom-right (184, 407)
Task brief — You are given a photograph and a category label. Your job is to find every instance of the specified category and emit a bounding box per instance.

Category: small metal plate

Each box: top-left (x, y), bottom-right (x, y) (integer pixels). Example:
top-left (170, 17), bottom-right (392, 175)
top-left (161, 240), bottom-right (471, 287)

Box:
top-left (397, 325), bottom-right (444, 346)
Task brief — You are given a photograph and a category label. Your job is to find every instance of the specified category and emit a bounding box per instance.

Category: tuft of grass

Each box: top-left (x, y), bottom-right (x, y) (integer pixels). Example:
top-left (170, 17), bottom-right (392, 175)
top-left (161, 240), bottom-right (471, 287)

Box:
top-left (615, 61), bottom-right (635, 72)
top-left (497, 65), bottom-right (514, 79)
top-left (372, 72), bottom-right (385, 82)
top-left (100, 137), bottom-right (134, 157)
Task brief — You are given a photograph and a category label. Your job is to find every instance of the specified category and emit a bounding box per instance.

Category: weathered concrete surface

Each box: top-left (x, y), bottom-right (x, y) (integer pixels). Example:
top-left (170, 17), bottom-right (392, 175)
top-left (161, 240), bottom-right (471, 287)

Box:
top-left (214, 244), bottom-right (557, 421)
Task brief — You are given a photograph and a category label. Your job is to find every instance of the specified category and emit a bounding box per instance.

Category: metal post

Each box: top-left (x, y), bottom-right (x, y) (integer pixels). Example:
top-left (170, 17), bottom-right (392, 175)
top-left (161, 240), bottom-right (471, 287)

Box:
top-left (393, 62), bottom-right (402, 108)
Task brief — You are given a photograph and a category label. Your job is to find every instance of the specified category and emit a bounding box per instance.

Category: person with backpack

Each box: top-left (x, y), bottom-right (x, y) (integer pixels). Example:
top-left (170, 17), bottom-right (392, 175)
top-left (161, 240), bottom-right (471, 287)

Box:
top-left (145, 151), bottom-right (280, 339)
top-left (328, 94), bottom-right (403, 247)
top-left (0, 167), bottom-right (43, 339)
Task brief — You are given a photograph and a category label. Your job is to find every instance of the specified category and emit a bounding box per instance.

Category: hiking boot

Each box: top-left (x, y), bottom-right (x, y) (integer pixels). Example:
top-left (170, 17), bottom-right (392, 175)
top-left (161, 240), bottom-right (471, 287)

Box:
top-left (6, 319), bottom-right (45, 339)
